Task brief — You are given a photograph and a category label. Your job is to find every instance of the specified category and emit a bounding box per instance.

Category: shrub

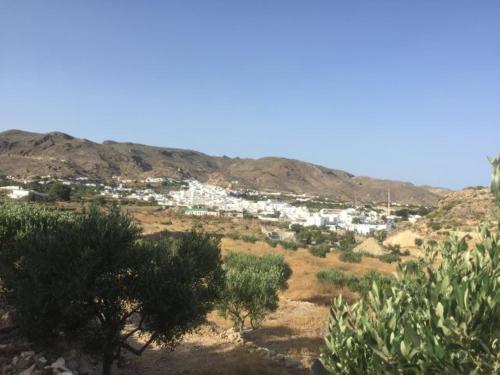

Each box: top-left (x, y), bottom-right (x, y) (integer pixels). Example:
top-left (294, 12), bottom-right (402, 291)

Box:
top-left (48, 183), bottom-right (72, 201)
top-left (0, 204), bottom-right (223, 375)
top-left (338, 231), bottom-right (356, 252)
top-left (414, 238), bottom-right (423, 247)
top-left (225, 231), bottom-right (240, 240)
top-left (309, 245), bottom-right (330, 258)
top-left (279, 240), bottom-right (299, 251)
top-left (339, 251), bottom-right (362, 263)
top-left (241, 234), bottom-right (259, 243)
top-left (353, 270), bottom-right (393, 299)
top-left (386, 243), bottom-right (401, 254)
top-left (378, 252), bottom-right (401, 263)
top-left (430, 222), bottom-right (442, 231)
top-left (265, 238), bottom-right (278, 248)
top-left (316, 269), bottom-right (358, 289)
top-left (218, 252), bottom-right (292, 332)
top-left (321, 230), bottom-right (500, 374)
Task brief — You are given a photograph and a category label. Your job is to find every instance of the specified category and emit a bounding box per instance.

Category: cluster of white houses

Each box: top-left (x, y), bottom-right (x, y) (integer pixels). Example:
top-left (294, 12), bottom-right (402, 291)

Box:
top-left (165, 180), bottom-right (393, 235)
top-left (1, 176), bottom-right (420, 235)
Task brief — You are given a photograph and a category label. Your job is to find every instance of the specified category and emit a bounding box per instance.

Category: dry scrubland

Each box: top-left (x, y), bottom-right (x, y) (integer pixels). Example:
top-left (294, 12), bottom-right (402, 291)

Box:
top-left (47, 189), bottom-right (495, 374)
top-left (119, 206), bottom-right (398, 374)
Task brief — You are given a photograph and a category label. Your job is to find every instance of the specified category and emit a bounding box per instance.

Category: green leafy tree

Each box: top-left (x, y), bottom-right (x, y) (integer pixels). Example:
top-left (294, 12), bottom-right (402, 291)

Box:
top-left (0, 204), bottom-right (223, 375)
top-left (48, 183), bottom-right (72, 201)
top-left (218, 252), bottom-right (292, 333)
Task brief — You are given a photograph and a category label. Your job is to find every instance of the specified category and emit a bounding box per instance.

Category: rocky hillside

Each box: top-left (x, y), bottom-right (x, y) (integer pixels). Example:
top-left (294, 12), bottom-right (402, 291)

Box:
top-left (417, 187), bottom-right (496, 232)
top-left (0, 129), bottom-right (441, 205)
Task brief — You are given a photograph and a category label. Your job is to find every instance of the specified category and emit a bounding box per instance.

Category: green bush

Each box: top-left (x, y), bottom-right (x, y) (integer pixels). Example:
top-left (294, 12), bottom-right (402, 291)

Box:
top-left (218, 252), bottom-right (292, 332)
top-left (241, 234), bottom-right (259, 243)
top-left (316, 269), bottom-right (392, 299)
top-left (414, 238), bottom-right (423, 247)
top-left (316, 269), bottom-right (358, 289)
top-left (339, 251), bottom-right (362, 263)
top-left (279, 240), bottom-right (299, 251)
top-left (309, 245), bottom-right (330, 258)
top-left (321, 230), bottom-right (500, 374)
top-left (265, 238), bottom-right (278, 248)
top-left (353, 270), bottom-right (394, 299)
top-left (225, 231), bottom-right (240, 240)
top-left (48, 183), bottom-right (72, 201)
top-left (378, 252), bottom-right (401, 263)
top-left (386, 243), bottom-right (401, 254)
top-left (430, 222), bottom-right (442, 231)
top-left (0, 204), bottom-right (223, 375)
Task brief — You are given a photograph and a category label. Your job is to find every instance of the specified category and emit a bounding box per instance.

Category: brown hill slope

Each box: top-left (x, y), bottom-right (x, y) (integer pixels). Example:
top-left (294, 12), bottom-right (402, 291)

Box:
top-left (0, 129), bottom-right (440, 205)
top-left (417, 187), bottom-right (496, 232)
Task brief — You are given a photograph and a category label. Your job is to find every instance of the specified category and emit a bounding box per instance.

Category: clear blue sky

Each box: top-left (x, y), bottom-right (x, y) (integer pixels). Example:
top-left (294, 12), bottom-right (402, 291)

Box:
top-left (1, 1), bottom-right (499, 189)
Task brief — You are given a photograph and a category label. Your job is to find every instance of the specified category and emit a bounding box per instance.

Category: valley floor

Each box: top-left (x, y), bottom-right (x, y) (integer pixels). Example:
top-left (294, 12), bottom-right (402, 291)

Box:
top-left (116, 207), bottom-right (400, 374)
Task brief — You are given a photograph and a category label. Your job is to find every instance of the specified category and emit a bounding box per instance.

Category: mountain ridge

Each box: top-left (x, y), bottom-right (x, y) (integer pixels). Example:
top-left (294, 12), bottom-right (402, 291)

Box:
top-left (0, 129), bottom-right (441, 205)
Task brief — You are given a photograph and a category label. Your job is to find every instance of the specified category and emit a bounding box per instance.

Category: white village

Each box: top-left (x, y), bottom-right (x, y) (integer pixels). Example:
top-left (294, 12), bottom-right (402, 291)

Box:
top-left (1, 175), bottom-right (424, 235)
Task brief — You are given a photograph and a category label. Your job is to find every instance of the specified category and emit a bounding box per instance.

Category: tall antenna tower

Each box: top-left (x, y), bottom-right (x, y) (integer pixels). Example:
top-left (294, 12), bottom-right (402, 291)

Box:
top-left (387, 187), bottom-right (391, 217)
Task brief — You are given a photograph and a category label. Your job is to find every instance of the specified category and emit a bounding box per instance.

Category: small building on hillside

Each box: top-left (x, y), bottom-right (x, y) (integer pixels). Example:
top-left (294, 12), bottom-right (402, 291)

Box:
top-left (184, 208), bottom-right (220, 217)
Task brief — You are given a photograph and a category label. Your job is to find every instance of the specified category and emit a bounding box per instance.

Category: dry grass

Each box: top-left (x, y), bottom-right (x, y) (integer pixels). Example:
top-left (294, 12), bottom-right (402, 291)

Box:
top-left (122, 207), bottom-right (400, 372)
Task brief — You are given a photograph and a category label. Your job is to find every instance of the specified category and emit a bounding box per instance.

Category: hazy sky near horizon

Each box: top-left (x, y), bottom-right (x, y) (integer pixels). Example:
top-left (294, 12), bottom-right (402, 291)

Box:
top-left (1, 1), bottom-right (499, 189)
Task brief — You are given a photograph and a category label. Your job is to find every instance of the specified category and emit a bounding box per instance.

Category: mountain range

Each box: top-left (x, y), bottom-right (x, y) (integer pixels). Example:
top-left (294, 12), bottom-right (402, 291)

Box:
top-left (0, 129), bottom-right (444, 205)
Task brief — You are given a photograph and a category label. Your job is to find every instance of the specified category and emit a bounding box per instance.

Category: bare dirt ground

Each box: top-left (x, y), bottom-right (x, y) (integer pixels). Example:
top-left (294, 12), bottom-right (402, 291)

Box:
top-left (116, 207), bottom-right (398, 374)
top-left (121, 324), bottom-right (309, 375)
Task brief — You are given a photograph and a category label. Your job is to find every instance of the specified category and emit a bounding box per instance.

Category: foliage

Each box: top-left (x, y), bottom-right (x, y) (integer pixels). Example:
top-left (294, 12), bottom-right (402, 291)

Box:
top-left (338, 231), bottom-right (356, 252)
top-left (414, 238), bottom-right (423, 247)
top-left (489, 154), bottom-right (500, 204)
top-left (265, 238), bottom-right (278, 248)
top-left (0, 204), bottom-right (223, 375)
top-left (225, 231), bottom-right (240, 240)
top-left (373, 230), bottom-right (387, 243)
top-left (316, 269), bottom-right (393, 299)
top-left (430, 222), bottom-right (442, 231)
top-left (309, 245), bottom-right (330, 258)
top-left (321, 230), bottom-right (500, 374)
top-left (278, 240), bottom-right (299, 250)
top-left (316, 270), bottom-right (358, 289)
top-left (217, 252), bottom-right (292, 332)
top-left (292, 225), bottom-right (338, 246)
top-left (241, 234), bottom-right (259, 243)
top-left (378, 252), bottom-right (401, 263)
top-left (386, 243), bottom-right (401, 254)
top-left (48, 183), bottom-right (72, 201)
top-left (339, 251), bottom-right (362, 263)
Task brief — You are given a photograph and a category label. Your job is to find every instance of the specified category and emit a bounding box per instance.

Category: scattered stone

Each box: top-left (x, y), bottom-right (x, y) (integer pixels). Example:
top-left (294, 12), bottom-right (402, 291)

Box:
top-left (36, 356), bottom-right (48, 367)
top-left (49, 357), bottom-right (66, 369)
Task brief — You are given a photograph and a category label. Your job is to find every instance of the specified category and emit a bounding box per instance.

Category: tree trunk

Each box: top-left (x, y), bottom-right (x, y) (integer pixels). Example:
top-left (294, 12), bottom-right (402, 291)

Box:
top-left (102, 351), bottom-right (114, 375)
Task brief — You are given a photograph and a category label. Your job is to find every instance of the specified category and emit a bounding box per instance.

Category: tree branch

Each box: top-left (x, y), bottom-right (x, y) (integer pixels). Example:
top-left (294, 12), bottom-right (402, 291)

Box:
top-left (120, 334), bottom-right (157, 356)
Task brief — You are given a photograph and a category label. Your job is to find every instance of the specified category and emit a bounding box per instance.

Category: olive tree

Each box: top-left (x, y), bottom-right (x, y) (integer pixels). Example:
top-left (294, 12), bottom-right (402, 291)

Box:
top-left (48, 183), bottom-right (72, 201)
top-left (0, 204), bottom-right (224, 375)
top-left (217, 252), bottom-right (292, 333)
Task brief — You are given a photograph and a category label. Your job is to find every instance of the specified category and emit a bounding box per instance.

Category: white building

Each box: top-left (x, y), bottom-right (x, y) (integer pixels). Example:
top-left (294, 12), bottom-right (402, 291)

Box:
top-left (0, 186), bottom-right (30, 199)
